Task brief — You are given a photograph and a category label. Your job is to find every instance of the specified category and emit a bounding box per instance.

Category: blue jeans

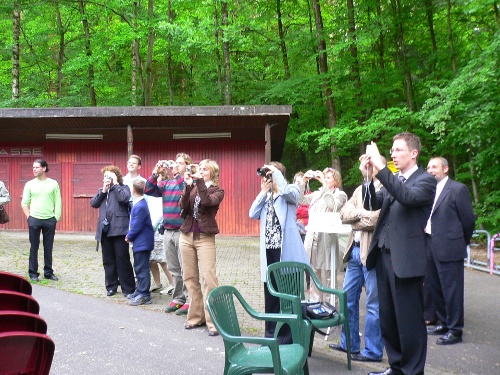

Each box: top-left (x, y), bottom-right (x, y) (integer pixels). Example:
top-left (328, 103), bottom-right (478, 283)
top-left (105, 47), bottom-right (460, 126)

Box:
top-left (339, 246), bottom-right (383, 360)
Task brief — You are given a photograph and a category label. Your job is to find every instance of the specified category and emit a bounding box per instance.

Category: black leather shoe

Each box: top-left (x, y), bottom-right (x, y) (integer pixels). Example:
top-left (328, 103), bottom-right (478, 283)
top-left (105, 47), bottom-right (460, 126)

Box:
top-left (106, 290), bottom-right (116, 296)
top-left (208, 331), bottom-right (219, 337)
top-left (328, 343), bottom-right (360, 354)
top-left (351, 353), bottom-right (382, 362)
top-left (184, 322), bottom-right (206, 330)
top-left (436, 331), bottom-right (462, 345)
top-left (30, 275), bottom-right (39, 282)
top-left (427, 325), bottom-right (448, 335)
top-left (368, 368), bottom-right (395, 375)
top-left (44, 274), bottom-right (58, 281)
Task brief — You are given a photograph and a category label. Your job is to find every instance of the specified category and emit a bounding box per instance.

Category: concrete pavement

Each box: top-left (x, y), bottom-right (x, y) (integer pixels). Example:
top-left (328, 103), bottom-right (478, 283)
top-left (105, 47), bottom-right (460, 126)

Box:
top-left (0, 231), bottom-right (499, 374)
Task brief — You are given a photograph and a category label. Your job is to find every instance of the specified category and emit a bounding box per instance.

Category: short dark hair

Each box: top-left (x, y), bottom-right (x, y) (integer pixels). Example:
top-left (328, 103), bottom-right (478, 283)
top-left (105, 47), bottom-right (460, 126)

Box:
top-left (133, 180), bottom-right (145, 195)
top-left (129, 155), bottom-right (142, 166)
top-left (393, 132), bottom-right (421, 156)
top-left (34, 159), bottom-right (49, 173)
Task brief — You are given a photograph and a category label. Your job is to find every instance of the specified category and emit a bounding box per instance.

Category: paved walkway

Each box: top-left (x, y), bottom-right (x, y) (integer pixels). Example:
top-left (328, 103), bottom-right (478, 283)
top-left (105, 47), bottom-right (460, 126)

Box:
top-left (0, 231), bottom-right (499, 374)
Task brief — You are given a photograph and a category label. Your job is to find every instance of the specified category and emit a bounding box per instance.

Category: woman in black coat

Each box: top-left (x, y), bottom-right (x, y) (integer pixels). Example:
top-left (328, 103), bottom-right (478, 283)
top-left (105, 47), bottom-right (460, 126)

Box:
top-left (91, 165), bottom-right (135, 297)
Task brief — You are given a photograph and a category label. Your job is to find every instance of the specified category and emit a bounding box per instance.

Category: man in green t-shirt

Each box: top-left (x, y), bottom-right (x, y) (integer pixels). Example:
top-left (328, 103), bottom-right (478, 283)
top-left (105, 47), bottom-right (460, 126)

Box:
top-left (21, 159), bottom-right (62, 282)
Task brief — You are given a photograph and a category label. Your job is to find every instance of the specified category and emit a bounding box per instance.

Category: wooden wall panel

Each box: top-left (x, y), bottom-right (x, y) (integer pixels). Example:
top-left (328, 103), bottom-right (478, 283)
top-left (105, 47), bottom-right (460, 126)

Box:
top-left (0, 139), bottom-right (269, 235)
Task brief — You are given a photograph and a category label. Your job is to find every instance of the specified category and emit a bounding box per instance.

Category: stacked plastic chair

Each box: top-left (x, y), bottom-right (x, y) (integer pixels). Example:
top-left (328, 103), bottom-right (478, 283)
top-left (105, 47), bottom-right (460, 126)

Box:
top-left (0, 271), bottom-right (55, 375)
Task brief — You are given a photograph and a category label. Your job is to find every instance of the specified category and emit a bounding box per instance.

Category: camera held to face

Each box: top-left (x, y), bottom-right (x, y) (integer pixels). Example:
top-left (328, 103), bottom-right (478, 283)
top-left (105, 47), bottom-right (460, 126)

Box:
top-left (186, 164), bottom-right (197, 175)
top-left (162, 160), bottom-right (175, 169)
top-left (257, 167), bottom-right (271, 179)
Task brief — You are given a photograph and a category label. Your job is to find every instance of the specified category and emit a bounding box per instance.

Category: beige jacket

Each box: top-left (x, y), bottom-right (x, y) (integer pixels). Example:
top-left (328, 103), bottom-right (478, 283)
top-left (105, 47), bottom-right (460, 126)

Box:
top-left (340, 181), bottom-right (382, 266)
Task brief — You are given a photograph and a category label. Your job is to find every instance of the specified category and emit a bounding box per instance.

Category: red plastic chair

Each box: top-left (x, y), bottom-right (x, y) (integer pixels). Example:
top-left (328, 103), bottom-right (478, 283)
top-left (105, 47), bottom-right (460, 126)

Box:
top-left (0, 331), bottom-right (55, 375)
top-left (0, 311), bottom-right (48, 334)
top-left (0, 271), bottom-right (33, 295)
top-left (0, 290), bottom-right (40, 314)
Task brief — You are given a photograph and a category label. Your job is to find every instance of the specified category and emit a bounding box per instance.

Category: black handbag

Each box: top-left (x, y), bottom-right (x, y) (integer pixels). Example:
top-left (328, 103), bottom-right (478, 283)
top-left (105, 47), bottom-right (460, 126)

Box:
top-left (300, 300), bottom-right (337, 336)
top-left (301, 300), bottom-right (337, 320)
top-left (0, 205), bottom-right (9, 224)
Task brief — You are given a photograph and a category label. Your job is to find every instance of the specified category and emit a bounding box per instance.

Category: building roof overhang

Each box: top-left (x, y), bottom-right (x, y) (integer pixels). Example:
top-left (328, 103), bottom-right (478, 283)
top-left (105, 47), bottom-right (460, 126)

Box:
top-left (0, 106), bottom-right (291, 156)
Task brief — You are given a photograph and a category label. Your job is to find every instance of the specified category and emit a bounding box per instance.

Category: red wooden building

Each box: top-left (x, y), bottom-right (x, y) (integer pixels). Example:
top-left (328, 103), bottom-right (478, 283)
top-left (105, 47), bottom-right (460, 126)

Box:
top-left (0, 106), bottom-right (291, 236)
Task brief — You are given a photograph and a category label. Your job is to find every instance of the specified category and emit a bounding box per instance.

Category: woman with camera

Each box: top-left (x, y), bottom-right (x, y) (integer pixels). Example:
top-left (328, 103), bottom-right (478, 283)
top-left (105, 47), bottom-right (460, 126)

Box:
top-left (179, 159), bottom-right (224, 336)
top-left (90, 165), bottom-right (135, 297)
top-left (249, 162), bottom-right (309, 342)
top-left (299, 167), bottom-right (347, 301)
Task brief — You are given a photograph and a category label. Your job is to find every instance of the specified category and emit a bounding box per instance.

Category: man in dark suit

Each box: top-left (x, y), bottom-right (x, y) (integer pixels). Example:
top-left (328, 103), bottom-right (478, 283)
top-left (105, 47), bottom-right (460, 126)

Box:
top-left (360, 132), bottom-right (437, 375)
top-left (425, 157), bottom-right (475, 345)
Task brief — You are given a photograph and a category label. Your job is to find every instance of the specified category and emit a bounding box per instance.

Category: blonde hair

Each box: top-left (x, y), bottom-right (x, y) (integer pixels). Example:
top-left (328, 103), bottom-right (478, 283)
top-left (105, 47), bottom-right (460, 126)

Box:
top-left (322, 167), bottom-right (342, 188)
top-left (200, 159), bottom-right (220, 186)
top-left (176, 152), bottom-right (193, 165)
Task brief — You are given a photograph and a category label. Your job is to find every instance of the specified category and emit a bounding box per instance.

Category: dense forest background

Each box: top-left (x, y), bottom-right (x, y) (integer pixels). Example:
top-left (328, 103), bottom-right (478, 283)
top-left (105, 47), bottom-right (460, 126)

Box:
top-left (0, 0), bottom-right (499, 232)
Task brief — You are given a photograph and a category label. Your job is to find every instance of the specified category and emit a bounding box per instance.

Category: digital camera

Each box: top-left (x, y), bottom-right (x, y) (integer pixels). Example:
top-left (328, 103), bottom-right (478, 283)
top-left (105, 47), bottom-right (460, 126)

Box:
top-left (162, 160), bottom-right (174, 169)
top-left (186, 164), bottom-right (197, 175)
top-left (304, 170), bottom-right (315, 178)
top-left (257, 167), bottom-right (270, 178)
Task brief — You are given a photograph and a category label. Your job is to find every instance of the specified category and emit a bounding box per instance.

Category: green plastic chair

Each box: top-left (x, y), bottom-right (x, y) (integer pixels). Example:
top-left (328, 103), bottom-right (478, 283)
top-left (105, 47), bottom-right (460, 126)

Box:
top-left (207, 285), bottom-right (309, 375)
top-left (267, 261), bottom-right (351, 370)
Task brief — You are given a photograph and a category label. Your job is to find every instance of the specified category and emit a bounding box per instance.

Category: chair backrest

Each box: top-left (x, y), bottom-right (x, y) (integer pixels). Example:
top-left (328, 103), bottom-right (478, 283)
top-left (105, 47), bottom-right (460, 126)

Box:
top-left (0, 331), bottom-right (55, 375)
top-left (0, 271), bottom-right (32, 295)
top-left (267, 261), bottom-right (308, 315)
top-left (206, 285), bottom-right (243, 352)
top-left (0, 290), bottom-right (40, 314)
top-left (0, 311), bottom-right (48, 334)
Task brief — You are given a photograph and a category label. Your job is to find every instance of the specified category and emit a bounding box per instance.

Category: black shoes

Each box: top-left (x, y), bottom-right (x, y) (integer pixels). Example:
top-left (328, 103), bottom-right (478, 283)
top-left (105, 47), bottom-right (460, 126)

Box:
top-left (436, 331), bottom-right (463, 345)
top-left (184, 322), bottom-right (206, 330)
top-left (427, 325), bottom-right (448, 335)
top-left (44, 274), bottom-right (59, 281)
top-left (208, 331), bottom-right (219, 337)
top-left (328, 343), bottom-right (360, 354)
top-left (106, 290), bottom-right (116, 297)
top-left (351, 353), bottom-right (382, 362)
top-left (30, 275), bottom-right (39, 282)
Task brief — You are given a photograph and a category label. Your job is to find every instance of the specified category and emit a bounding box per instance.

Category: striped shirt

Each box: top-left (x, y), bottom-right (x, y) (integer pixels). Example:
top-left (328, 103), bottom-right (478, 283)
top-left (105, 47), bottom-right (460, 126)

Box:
top-left (145, 174), bottom-right (184, 229)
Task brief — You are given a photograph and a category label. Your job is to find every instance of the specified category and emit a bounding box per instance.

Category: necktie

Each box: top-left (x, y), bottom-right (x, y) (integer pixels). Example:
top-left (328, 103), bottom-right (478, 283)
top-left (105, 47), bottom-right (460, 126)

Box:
top-left (398, 175), bottom-right (406, 183)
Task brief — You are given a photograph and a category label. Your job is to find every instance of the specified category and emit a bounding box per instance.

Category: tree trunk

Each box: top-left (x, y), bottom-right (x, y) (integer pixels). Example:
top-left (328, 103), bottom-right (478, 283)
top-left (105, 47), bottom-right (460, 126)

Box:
top-left (12, 0), bottom-right (20, 100)
top-left (424, 0), bottom-right (437, 53)
top-left (144, 0), bottom-right (154, 106)
top-left (213, 0), bottom-right (223, 103)
top-left (54, 0), bottom-right (65, 99)
top-left (167, 0), bottom-right (173, 105)
top-left (78, 0), bottom-right (96, 106)
top-left (347, 0), bottom-right (363, 119)
top-left (494, 2), bottom-right (500, 29)
top-left (447, 0), bottom-right (457, 74)
top-left (276, 0), bottom-right (290, 79)
top-left (221, 1), bottom-right (231, 105)
top-left (391, 0), bottom-right (414, 111)
top-left (132, 1), bottom-right (144, 106)
top-left (311, 0), bottom-right (340, 172)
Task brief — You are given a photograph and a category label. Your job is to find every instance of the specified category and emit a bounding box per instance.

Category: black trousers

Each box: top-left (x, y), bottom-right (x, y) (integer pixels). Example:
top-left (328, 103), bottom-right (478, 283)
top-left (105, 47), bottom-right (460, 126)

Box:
top-left (28, 216), bottom-right (57, 278)
top-left (426, 241), bottom-right (464, 334)
top-left (101, 233), bottom-right (136, 294)
top-left (376, 252), bottom-right (427, 375)
top-left (263, 247), bottom-right (292, 344)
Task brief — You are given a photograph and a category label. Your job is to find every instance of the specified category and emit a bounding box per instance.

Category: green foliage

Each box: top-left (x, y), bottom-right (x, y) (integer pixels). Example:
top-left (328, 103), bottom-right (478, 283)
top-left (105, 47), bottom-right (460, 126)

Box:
top-left (0, 0), bottom-right (499, 230)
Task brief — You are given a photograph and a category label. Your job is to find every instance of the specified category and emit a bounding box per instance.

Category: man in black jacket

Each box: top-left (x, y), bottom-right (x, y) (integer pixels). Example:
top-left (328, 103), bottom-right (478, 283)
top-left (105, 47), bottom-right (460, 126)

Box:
top-left (360, 132), bottom-right (436, 375)
top-left (425, 157), bottom-right (475, 345)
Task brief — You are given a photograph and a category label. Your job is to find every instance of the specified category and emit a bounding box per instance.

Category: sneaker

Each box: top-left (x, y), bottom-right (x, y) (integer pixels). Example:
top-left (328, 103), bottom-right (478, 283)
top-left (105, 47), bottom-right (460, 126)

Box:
top-left (150, 283), bottom-right (163, 292)
top-left (127, 291), bottom-right (139, 300)
top-left (160, 284), bottom-right (175, 295)
top-left (130, 295), bottom-right (152, 306)
top-left (175, 303), bottom-right (189, 315)
top-left (165, 301), bottom-right (183, 313)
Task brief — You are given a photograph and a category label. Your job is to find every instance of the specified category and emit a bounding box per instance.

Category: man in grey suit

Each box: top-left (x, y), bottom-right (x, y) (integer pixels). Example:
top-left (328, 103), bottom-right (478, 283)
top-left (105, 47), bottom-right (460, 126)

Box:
top-left (360, 132), bottom-right (436, 375)
top-left (425, 157), bottom-right (475, 345)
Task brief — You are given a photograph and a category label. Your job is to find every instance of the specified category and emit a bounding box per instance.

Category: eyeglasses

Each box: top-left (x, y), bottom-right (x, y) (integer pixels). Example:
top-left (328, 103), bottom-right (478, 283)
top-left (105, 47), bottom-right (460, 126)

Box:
top-left (389, 148), bottom-right (408, 155)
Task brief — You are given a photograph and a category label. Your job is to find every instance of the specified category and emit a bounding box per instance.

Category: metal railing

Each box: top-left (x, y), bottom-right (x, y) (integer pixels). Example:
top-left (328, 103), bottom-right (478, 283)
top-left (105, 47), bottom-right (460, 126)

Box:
top-left (465, 230), bottom-right (500, 276)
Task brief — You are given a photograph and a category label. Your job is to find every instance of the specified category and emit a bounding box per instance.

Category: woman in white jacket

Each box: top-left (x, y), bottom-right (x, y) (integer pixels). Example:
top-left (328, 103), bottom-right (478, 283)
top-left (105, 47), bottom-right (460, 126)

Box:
top-left (299, 168), bottom-right (347, 301)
